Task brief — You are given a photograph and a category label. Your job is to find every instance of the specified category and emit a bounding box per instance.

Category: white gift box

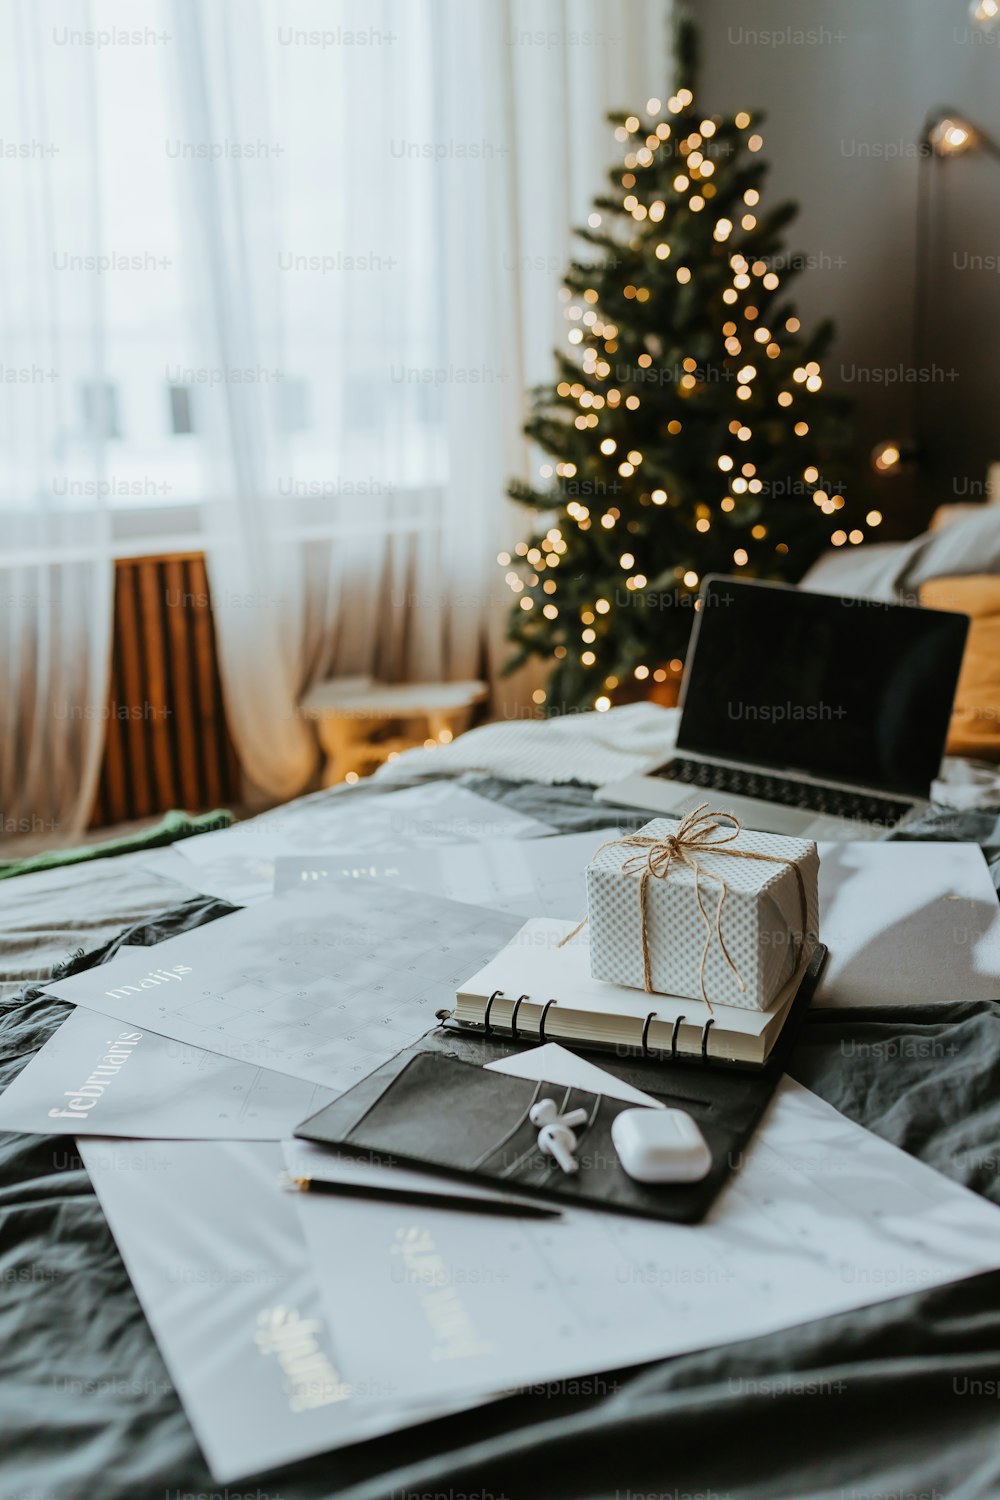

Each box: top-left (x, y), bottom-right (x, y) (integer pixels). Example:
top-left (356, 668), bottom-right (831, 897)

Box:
top-left (586, 816), bottom-right (820, 1010)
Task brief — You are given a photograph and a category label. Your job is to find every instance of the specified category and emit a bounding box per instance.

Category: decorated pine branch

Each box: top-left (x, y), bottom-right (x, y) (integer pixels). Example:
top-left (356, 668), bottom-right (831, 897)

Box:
top-left (502, 17), bottom-right (866, 716)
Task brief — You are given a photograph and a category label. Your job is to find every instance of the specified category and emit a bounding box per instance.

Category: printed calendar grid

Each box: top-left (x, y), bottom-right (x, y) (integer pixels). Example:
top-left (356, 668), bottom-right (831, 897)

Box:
top-left (56, 881), bottom-right (523, 1093)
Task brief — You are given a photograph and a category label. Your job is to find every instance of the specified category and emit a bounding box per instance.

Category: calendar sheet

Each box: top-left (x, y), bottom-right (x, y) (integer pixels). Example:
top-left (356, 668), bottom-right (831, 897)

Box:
top-left (272, 827), bottom-right (620, 919)
top-left (163, 782), bottom-right (555, 904)
top-left (284, 1072), bottom-right (1000, 1408)
top-left (79, 1139), bottom-right (473, 1481)
top-left (0, 1004), bottom-right (336, 1140)
top-left (43, 883), bottom-right (523, 1092)
top-left (276, 837), bottom-right (1000, 1010)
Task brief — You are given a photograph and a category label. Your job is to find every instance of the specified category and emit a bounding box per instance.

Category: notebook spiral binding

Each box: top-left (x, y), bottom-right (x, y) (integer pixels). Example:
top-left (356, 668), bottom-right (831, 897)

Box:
top-left (475, 989), bottom-right (715, 1062)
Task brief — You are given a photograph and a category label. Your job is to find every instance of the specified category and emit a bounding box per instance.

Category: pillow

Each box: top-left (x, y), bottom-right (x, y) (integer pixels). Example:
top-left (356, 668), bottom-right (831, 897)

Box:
top-left (928, 504), bottom-right (988, 532)
top-left (802, 506), bottom-right (1000, 604)
top-left (918, 575), bottom-right (1000, 760)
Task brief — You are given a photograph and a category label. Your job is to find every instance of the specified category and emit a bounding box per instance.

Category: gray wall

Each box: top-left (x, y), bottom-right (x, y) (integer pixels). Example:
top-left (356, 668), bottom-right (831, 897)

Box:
top-left (696, 0), bottom-right (1000, 533)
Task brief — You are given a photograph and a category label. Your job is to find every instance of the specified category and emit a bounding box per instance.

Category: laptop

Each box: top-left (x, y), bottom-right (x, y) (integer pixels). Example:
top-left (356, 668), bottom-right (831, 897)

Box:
top-left (595, 575), bottom-right (969, 840)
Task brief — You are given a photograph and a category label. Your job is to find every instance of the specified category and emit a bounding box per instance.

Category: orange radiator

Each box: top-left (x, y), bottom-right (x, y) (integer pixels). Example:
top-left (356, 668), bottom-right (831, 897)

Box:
top-left (90, 553), bottom-right (242, 827)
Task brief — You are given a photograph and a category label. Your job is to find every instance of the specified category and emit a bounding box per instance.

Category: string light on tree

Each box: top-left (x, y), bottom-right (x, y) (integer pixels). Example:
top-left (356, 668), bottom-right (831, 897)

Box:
top-left (502, 15), bottom-right (858, 714)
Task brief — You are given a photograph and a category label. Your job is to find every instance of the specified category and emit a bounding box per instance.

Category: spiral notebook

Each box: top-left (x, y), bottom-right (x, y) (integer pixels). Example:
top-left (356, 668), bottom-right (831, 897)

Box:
top-left (450, 918), bottom-right (821, 1067)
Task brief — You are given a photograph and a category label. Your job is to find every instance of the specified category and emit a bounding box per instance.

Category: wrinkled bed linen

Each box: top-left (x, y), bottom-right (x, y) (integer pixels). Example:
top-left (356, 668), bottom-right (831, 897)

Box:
top-left (1, 774), bottom-right (999, 1500)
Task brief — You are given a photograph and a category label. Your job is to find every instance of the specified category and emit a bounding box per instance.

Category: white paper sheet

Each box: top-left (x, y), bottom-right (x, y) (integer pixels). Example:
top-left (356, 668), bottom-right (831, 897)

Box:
top-left (485, 1042), bottom-right (665, 1108)
top-left (79, 1139), bottom-right (473, 1481)
top-left (286, 1074), bottom-right (1000, 1408)
top-left (814, 841), bottom-right (1000, 1007)
top-left (137, 845), bottom-right (212, 893)
top-left (44, 883), bottom-right (523, 1092)
top-left (168, 783), bottom-right (555, 904)
top-left (0, 1006), bottom-right (335, 1140)
top-left (279, 836), bottom-right (1000, 1009)
top-left (273, 827), bottom-right (620, 918)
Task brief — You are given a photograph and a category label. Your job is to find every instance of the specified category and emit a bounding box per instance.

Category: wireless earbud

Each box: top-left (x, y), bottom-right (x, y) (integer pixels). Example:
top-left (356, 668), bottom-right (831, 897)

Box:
top-left (537, 1122), bottom-right (580, 1175)
top-left (529, 1098), bottom-right (559, 1126)
top-left (529, 1097), bottom-right (589, 1174)
top-left (529, 1098), bottom-right (587, 1129)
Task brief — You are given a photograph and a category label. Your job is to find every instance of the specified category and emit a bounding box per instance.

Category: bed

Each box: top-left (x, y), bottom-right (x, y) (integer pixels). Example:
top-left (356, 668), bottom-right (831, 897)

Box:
top-left (2, 755), bottom-right (1000, 1500)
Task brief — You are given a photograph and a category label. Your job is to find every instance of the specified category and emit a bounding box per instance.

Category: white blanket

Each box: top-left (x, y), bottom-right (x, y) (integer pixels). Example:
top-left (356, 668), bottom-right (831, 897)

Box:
top-left (376, 701), bottom-right (1000, 809)
top-left (376, 702), bottom-right (678, 788)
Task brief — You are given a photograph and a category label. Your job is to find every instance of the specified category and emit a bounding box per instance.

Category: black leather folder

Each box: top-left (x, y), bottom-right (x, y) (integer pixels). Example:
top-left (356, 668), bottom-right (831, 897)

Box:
top-left (295, 943), bottom-right (827, 1223)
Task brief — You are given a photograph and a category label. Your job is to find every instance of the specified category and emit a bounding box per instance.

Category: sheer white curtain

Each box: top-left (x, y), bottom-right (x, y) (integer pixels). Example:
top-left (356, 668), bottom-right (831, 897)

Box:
top-left (170, 0), bottom-right (668, 803)
top-left (0, 0), bottom-right (112, 849)
top-left (443, 0), bottom-right (672, 713)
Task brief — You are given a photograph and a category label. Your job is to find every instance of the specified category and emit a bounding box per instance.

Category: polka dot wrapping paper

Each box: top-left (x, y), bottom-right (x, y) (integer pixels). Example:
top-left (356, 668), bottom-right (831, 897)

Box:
top-left (586, 817), bottom-right (820, 1011)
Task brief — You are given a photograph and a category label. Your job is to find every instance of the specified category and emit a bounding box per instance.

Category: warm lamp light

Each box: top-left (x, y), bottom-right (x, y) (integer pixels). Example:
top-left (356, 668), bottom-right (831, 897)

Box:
top-left (901, 107), bottom-right (1000, 505)
top-left (970, 0), bottom-right (1000, 30)
top-left (927, 115), bottom-right (977, 157)
top-left (922, 108), bottom-right (1000, 161)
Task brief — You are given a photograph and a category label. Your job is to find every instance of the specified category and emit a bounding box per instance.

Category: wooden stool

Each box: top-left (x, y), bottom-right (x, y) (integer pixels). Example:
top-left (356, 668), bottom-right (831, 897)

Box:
top-left (300, 677), bottom-right (488, 786)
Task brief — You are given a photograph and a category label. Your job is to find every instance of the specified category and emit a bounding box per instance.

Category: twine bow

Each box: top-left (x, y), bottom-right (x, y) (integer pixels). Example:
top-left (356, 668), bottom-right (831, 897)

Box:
top-left (562, 804), bottom-right (809, 1011)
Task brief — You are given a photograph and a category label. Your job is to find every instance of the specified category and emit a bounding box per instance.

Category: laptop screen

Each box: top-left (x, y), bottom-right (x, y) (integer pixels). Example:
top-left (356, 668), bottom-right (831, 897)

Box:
top-left (676, 578), bottom-right (969, 799)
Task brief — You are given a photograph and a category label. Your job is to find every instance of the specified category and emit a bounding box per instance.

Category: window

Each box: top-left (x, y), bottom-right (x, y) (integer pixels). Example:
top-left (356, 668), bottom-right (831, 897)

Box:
top-left (80, 381), bottom-right (122, 440)
top-left (168, 384), bottom-right (194, 436)
top-left (71, 0), bottom-right (450, 548)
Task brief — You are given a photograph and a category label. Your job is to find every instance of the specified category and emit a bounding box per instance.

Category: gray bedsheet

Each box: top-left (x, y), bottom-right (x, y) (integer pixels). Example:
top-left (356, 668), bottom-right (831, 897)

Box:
top-left (2, 774), bottom-right (1000, 1500)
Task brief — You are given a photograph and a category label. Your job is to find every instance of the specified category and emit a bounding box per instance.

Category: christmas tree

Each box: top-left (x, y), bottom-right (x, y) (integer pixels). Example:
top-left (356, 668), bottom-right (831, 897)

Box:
top-left (503, 18), bottom-right (869, 716)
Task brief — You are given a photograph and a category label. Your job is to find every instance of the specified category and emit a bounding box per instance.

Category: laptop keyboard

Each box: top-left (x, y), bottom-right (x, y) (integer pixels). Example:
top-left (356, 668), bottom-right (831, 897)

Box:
top-left (653, 756), bottom-right (914, 828)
